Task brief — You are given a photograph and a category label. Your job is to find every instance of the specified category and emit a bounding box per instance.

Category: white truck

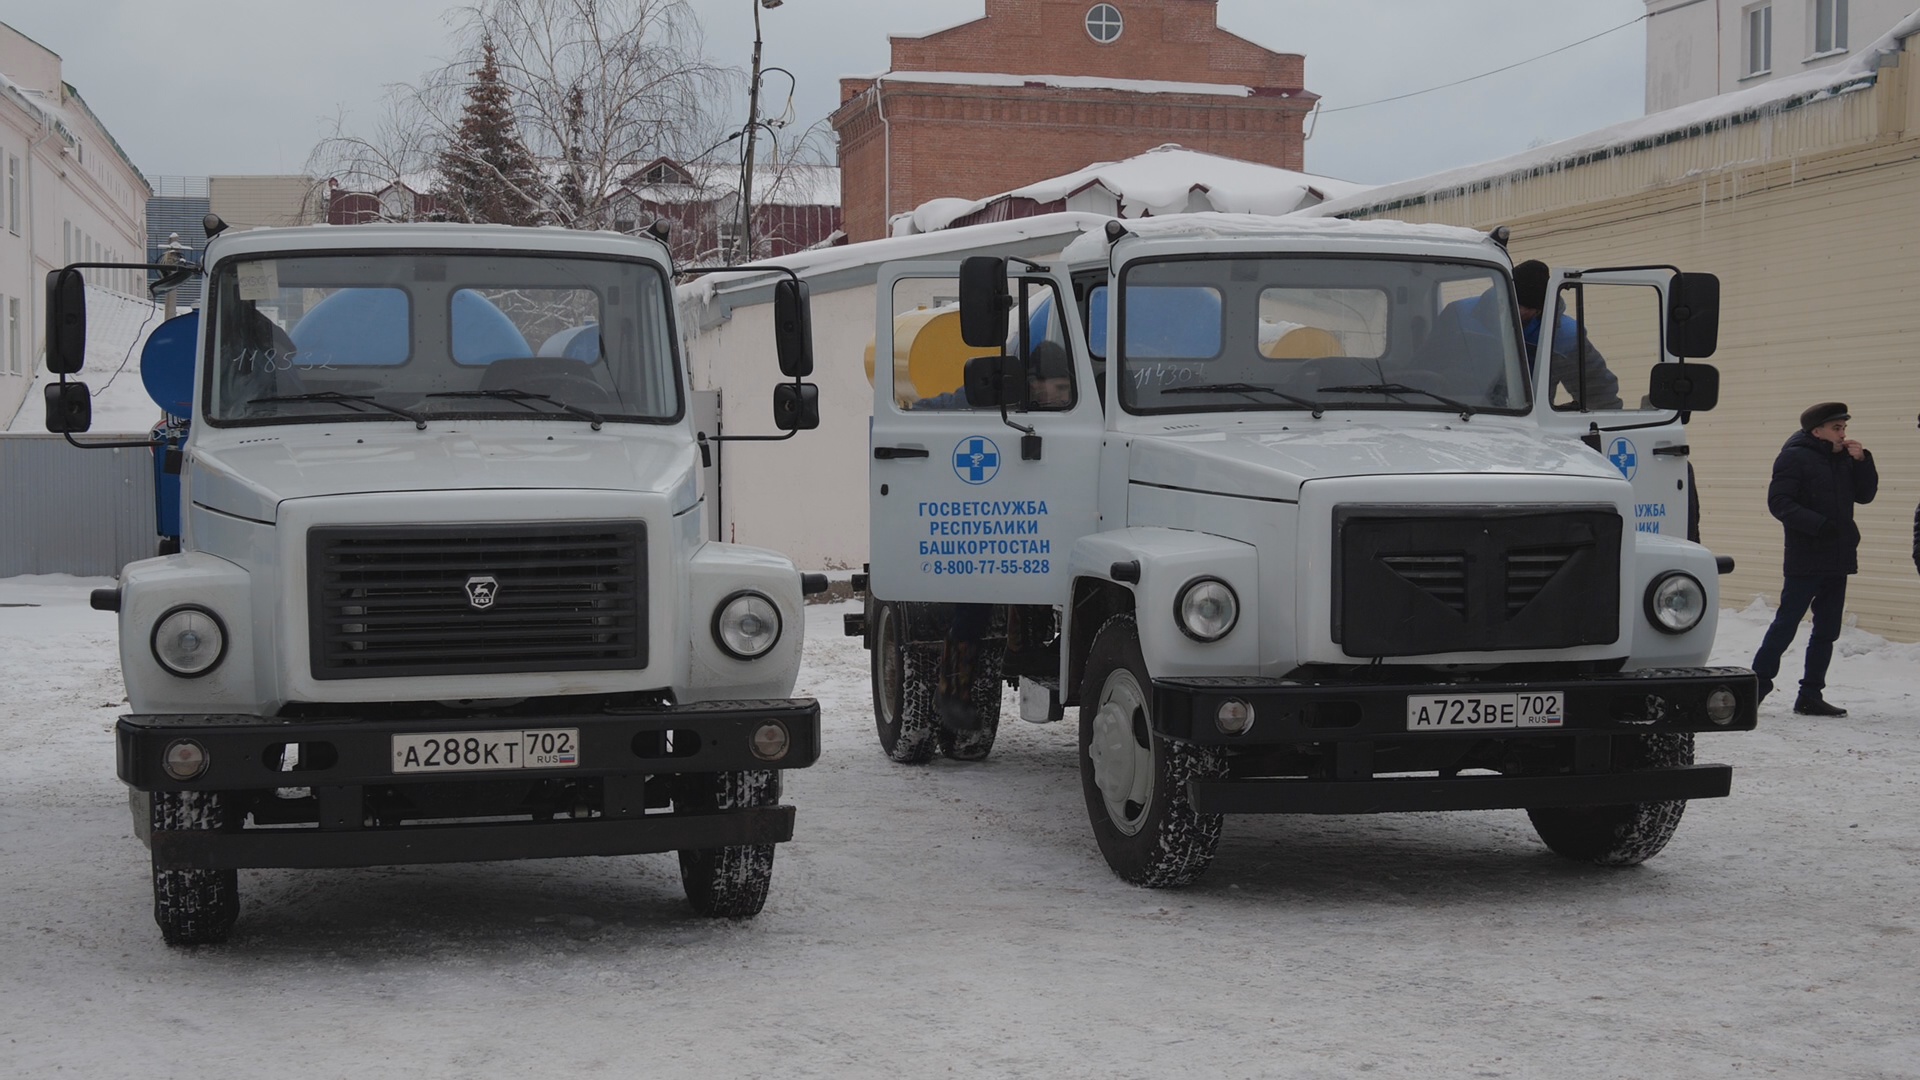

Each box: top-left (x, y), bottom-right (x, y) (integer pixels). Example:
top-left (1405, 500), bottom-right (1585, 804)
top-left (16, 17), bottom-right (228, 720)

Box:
top-left (848, 214), bottom-right (1755, 887)
top-left (44, 220), bottom-right (825, 943)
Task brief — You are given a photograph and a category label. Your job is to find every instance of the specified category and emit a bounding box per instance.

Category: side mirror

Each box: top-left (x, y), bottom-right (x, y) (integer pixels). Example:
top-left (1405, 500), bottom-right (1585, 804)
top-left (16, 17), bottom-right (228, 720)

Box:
top-left (45, 381), bottom-right (93, 433)
top-left (958, 256), bottom-right (1011, 348)
top-left (963, 354), bottom-right (1027, 409)
top-left (773, 382), bottom-right (820, 431)
top-left (1667, 272), bottom-right (1720, 359)
top-left (773, 278), bottom-right (814, 378)
top-left (1647, 362), bottom-right (1720, 413)
top-left (45, 268), bottom-right (87, 374)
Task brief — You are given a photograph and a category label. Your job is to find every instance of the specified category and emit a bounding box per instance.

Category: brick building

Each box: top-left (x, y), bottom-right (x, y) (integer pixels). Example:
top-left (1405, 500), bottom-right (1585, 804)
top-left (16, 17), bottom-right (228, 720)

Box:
top-left (830, 0), bottom-right (1316, 242)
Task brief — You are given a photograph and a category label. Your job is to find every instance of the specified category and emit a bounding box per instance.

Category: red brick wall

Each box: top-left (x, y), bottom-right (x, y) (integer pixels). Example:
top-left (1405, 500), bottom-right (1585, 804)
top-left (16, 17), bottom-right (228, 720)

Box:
top-left (832, 0), bottom-right (1315, 242)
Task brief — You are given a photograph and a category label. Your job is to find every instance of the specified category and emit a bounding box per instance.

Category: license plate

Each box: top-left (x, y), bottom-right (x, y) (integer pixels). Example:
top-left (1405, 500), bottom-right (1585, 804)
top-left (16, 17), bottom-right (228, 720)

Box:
top-left (392, 729), bottom-right (581, 774)
top-left (1406, 692), bottom-right (1564, 731)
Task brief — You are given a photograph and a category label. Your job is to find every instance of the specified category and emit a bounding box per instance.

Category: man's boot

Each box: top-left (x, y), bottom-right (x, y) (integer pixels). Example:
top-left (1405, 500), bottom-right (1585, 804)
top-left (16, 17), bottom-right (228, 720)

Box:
top-left (1793, 694), bottom-right (1847, 717)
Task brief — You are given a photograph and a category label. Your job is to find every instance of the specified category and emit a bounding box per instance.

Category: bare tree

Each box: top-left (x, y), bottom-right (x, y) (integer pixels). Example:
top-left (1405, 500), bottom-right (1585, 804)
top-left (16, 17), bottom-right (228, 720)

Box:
top-left (441, 0), bottom-right (731, 229)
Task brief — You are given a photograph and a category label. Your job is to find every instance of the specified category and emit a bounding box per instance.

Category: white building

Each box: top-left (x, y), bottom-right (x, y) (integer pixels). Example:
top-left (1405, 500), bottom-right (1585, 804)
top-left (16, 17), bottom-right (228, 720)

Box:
top-left (1646, 0), bottom-right (1917, 110)
top-left (0, 21), bottom-right (150, 428)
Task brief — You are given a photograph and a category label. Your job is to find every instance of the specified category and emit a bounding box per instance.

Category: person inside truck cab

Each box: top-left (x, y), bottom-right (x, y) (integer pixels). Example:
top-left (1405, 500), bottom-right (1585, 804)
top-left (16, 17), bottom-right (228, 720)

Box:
top-left (913, 340), bottom-right (1074, 411)
top-left (1511, 259), bottom-right (1623, 410)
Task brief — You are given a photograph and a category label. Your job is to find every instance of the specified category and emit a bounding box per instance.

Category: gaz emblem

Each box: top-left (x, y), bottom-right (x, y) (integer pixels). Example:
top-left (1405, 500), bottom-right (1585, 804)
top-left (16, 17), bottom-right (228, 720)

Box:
top-left (465, 575), bottom-right (499, 610)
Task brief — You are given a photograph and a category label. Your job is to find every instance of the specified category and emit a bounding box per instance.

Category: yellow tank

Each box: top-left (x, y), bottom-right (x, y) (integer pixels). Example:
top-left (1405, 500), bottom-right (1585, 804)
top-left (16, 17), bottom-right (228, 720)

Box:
top-left (1262, 325), bottom-right (1344, 360)
top-left (865, 306), bottom-right (1000, 406)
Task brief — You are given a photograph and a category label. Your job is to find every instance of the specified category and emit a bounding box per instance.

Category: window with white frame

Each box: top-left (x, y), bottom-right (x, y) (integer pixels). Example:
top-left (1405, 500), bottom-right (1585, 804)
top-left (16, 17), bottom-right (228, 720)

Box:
top-left (7, 155), bottom-right (17, 235)
top-left (1811, 0), bottom-right (1848, 54)
top-left (1086, 4), bottom-right (1124, 44)
top-left (1745, 3), bottom-right (1773, 75)
top-left (63, 220), bottom-right (71, 263)
top-left (7, 297), bottom-right (18, 376)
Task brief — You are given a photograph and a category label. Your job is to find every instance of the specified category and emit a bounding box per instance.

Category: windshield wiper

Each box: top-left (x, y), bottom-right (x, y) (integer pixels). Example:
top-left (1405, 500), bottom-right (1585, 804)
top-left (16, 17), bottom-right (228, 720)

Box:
top-left (1319, 382), bottom-right (1476, 422)
top-left (1164, 382), bottom-right (1324, 418)
top-left (246, 391), bottom-right (428, 430)
top-left (423, 388), bottom-right (604, 431)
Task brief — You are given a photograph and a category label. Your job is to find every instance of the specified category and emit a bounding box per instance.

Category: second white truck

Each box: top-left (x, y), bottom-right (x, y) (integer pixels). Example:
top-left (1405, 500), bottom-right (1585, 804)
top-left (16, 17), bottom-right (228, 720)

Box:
top-left (848, 214), bottom-right (1756, 886)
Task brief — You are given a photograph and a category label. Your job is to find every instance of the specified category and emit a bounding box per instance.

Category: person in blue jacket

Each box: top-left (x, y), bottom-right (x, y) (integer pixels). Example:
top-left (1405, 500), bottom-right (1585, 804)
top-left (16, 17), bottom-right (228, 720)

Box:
top-left (1511, 260), bottom-right (1623, 410)
top-left (1751, 402), bottom-right (1879, 716)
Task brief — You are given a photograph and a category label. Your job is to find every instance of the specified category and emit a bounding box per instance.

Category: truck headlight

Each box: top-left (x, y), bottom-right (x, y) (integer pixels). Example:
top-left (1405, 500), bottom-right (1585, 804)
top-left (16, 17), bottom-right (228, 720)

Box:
top-left (713, 591), bottom-right (782, 660)
top-left (1645, 572), bottom-right (1706, 635)
top-left (151, 605), bottom-right (227, 677)
top-left (1175, 577), bottom-right (1239, 643)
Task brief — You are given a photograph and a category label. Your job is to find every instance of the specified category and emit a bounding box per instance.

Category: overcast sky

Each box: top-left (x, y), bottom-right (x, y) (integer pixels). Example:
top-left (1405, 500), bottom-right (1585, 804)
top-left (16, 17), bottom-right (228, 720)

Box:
top-left (7, 0), bottom-right (1649, 188)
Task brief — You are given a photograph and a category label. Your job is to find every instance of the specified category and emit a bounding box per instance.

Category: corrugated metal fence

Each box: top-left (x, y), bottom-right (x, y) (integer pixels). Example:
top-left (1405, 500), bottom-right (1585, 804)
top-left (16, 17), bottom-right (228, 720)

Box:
top-left (0, 434), bottom-right (156, 577)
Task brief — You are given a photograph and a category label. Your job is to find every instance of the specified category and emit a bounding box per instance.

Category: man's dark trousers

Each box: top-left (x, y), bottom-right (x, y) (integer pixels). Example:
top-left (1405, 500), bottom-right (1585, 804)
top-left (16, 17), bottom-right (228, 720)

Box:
top-left (1752, 575), bottom-right (1848, 698)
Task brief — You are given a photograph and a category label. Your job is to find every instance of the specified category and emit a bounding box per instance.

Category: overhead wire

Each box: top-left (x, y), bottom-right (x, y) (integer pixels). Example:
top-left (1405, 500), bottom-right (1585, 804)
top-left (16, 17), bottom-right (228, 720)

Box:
top-left (1317, 14), bottom-right (1650, 117)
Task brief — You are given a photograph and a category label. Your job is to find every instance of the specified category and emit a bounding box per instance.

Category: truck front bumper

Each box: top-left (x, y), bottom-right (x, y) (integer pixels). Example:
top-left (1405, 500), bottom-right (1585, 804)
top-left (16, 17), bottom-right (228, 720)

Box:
top-left (119, 698), bottom-right (819, 871)
top-left (1150, 667), bottom-right (1756, 815)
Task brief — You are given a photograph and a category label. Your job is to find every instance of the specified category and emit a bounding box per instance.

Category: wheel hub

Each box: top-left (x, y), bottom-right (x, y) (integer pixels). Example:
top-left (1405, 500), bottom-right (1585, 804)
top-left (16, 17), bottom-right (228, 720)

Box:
top-left (1088, 669), bottom-right (1153, 835)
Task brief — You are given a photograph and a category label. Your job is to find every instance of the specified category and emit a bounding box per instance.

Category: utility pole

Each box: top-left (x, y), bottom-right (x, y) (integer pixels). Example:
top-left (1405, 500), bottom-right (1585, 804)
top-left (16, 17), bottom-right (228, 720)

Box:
top-left (736, 0), bottom-right (782, 264)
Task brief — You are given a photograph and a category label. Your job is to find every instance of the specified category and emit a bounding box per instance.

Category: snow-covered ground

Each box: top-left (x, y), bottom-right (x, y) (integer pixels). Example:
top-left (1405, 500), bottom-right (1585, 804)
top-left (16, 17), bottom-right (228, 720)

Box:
top-left (1, 578), bottom-right (1915, 1079)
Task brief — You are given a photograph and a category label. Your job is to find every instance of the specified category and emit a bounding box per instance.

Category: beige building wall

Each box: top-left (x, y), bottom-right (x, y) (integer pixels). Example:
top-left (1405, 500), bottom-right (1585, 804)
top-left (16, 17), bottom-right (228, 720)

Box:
top-left (208, 175), bottom-right (319, 230)
top-left (1338, 37), bottom-right (1920, 640)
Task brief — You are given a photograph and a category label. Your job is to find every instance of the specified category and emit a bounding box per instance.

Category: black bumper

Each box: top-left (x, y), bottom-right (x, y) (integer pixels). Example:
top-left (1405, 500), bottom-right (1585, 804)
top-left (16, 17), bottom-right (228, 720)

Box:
top-left (121, 698), bottom-right (818, 871)
top-left (1151, 668), bottom-right (1755, 816)
top-left (1153, 667), bottom-right (1757, 744)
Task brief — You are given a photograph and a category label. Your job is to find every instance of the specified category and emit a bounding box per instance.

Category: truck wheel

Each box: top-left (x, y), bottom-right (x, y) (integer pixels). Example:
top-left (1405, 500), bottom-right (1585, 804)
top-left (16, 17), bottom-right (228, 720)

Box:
top-left (677, 770), bottom-right (779, 918)
top-left (1527, 733), bottom-right (1695, 866)
top-left (149, 791), bottom-right (239, 946)
top-left (1077, 615), bottom-right (1225, 887)
top-left (937, 640), bottom-right (1004, 761)
top-left (872, 602), bottom-right (939, 764)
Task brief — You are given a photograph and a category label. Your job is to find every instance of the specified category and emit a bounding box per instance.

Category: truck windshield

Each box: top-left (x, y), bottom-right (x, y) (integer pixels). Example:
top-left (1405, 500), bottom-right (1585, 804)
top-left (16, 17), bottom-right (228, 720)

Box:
top-left (1115, 256), bottom-right (1530, 417)
top-left (204, 251), bottom-right (682, 427)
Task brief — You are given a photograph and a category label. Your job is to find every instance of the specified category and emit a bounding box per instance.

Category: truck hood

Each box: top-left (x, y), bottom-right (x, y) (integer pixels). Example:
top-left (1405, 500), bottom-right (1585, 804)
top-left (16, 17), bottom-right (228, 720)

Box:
top-left (188, 426), bottom-right (698, 523)
top-left (1127, 420), bottom-right (1623, 501)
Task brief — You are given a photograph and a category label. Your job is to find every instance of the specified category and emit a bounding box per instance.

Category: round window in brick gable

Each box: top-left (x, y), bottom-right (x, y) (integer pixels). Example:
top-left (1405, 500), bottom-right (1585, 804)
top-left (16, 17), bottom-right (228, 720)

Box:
top-left (1086, 4), bottom-right (1124, 44)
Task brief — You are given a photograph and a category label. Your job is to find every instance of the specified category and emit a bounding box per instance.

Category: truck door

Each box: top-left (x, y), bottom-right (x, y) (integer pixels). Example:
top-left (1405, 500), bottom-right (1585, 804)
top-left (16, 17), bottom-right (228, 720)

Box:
top-left (869, 262), bottom-right (1103, 604)
top-left (1532, 269), bottom-right (1695, 541)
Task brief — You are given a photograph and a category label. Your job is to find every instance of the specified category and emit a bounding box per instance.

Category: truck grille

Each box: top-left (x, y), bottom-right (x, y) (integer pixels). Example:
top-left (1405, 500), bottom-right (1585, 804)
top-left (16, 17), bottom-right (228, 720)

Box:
top-left (1334, 507), bottom-right (1620, 657)
top-left (308, 523), bottom-right (647, 680)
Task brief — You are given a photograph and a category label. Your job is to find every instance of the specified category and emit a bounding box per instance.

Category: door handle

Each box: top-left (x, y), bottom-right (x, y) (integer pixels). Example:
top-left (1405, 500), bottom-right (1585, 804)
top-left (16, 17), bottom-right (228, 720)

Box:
top-left (1652, 445), bottom-right (1690, 456)
top-left (874, 446), bottom-right (930, 460)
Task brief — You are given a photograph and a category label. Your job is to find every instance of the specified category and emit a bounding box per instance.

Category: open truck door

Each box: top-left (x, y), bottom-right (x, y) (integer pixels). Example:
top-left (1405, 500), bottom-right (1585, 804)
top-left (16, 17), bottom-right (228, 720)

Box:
top-left (1531, 268), bottom-right (1721, 542)
top-left (868, 259), bottom-right (1103, 605)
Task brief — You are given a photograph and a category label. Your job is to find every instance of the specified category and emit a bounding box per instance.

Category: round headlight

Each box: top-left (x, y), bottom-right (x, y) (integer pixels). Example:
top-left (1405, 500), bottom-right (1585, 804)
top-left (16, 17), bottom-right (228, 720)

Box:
top-left (151, 605), bottom-right (227, 678)
top-left (714, 591), bottom-right (782, 660)
top-left (1706, 687), bottom-right (1738, 725)
top-left (1215, 699), bottom-right (1255, 736)
top-left (1175, 578), bottom-right (1239, 643)
top-left (751, 721), bottom-right (791, 762)
top-left (1645, 572), bottom-right (1706, 635)
top-left (163, 739), bottom-right (209, 781)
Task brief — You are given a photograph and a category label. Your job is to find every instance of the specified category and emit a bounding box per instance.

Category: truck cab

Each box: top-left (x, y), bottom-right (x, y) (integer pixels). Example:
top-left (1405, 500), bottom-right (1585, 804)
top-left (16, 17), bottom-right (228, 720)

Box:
top-left (45, 222), bottom-right (824, 943)
top-left (850, 214), bottom-right (1753, 887)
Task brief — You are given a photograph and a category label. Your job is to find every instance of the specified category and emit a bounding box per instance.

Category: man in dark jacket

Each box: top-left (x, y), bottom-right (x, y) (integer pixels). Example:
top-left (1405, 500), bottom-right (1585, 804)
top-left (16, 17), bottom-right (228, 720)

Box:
top-left (1751, 402), bottom-right (1879, 715)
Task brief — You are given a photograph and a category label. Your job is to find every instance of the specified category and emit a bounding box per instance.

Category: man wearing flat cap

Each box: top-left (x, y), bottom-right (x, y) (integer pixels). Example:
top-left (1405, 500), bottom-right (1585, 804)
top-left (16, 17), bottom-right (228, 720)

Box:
top-left (1751, 402), bottom-right (1878, 716)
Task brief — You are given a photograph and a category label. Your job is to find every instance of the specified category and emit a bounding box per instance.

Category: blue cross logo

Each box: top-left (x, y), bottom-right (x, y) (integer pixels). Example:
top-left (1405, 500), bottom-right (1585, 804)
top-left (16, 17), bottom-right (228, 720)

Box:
top-left (953, 436), bottom-right (1001, 485)
top-left (1609, 437), bottom-right (1638, 480)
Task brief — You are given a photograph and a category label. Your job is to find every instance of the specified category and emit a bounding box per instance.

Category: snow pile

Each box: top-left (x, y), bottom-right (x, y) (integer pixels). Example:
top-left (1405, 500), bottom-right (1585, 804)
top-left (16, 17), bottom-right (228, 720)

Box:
top-left (896, 144), bottom-right (1371, 235)
top-left (7, 285), bottom-right (172, 435)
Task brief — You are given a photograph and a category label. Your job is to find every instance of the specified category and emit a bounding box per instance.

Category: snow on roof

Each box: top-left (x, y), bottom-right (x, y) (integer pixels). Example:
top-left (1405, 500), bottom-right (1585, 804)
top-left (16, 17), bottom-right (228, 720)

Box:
top-left (897, 144), bottom-right (1372, 234)
top-left (676, 211), bottom-right (1116, 307)
top-left (1309, 10), bottom-right (1920, 219)
top-left (1056, 212), bottom-right (1499, 267)
top-left (8, 286), bottom-right (170, 435)
top-left (867, 70), bottom-right (1254, 98)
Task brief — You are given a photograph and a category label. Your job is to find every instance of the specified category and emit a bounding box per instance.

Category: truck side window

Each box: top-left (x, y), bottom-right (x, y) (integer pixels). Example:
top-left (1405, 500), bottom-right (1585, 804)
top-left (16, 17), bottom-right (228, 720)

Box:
top-left (884, 278), bottom-right (1077, 413)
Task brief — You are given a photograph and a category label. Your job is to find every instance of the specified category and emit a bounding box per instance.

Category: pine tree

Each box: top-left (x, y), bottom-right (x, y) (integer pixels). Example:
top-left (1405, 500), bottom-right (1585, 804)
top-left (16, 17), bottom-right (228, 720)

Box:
top-left (437, 36), bottom-right (545, 225)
